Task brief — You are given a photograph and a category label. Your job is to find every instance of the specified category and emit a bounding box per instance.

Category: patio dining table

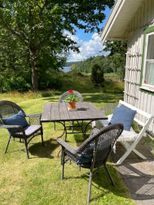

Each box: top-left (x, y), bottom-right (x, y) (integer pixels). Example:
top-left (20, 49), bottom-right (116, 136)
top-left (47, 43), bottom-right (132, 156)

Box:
top-left (41, 102), bottom-right (107, 139)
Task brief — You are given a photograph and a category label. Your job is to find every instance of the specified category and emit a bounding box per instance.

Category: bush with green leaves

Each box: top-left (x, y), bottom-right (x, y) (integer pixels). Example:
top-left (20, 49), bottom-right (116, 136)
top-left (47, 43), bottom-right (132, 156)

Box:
top-left (91, 64), bottom-right (104, 86)
top-left (39, 70), bottom-right (63, 90)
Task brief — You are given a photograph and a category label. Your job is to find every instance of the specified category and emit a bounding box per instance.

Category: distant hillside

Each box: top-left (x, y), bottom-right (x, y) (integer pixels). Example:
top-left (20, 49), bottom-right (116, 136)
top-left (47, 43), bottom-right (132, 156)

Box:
top-left (65, 61), bottom-right (81, 67)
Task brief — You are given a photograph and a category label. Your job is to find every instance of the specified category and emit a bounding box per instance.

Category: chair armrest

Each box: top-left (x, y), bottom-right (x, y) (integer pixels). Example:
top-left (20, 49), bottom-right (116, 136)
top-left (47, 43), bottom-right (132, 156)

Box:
top-left (0, 125), bottom-right (24, 134)
top-left (57, 138), bottom-right (77, 155)
top-left (0, 124), bottom-right (23, 129)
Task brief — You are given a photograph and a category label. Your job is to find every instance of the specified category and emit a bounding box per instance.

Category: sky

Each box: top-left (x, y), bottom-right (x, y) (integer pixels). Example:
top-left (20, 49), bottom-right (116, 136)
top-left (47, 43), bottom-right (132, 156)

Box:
top-left (67, 7), bottom-right (111, 62)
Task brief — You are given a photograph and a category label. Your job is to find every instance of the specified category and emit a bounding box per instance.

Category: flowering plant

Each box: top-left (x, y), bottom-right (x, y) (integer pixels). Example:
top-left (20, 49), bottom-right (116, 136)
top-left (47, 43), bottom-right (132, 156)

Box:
top-left (64, 90), bottom-right (79, 102)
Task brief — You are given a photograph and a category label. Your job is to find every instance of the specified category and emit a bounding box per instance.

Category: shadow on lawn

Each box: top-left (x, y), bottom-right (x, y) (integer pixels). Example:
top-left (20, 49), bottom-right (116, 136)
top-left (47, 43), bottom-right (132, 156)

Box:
top-left (64, 131), bottom-right (131, 202)
top-left (89, 166), bottom-right (129, 201)
top-left (84, 93), bottom-right (122, 104)
top-left (41, 92), bottom-right (122, 104)
top-left (29, 138), bottom-right (59, 159)
top-left (63, 165), bottom-right (130, 202)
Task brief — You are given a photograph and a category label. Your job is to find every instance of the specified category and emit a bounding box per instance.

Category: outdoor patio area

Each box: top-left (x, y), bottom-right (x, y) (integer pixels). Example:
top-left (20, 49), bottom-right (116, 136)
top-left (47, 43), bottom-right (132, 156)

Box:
top-left (0, 92), bottom-right (153, 205)
top-left (114, 139), bottom-right (154, 205)
top-left (1, 0), bottom-right (154, 204)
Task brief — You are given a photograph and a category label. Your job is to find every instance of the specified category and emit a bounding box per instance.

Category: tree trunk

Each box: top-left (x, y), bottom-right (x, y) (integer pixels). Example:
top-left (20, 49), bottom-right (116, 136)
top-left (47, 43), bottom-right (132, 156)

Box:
top-left (30, 49), bottom-right (38, 91)
top-left (31, 61), bottom-right (38, 91)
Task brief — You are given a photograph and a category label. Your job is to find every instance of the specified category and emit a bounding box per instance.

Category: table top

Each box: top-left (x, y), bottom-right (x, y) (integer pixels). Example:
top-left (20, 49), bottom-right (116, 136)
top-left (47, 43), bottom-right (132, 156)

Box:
top-left (41, 102), bottom-right (106, 122)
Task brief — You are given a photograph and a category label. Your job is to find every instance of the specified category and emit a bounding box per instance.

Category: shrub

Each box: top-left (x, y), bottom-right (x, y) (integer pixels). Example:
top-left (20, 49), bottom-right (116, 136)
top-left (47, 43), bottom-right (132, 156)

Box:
top-left (0, 75), bottom-right (31, 92)
top-left (91, 64), bottom-right (104, 86)
top-left (39, 70), bottom-right (63, 90)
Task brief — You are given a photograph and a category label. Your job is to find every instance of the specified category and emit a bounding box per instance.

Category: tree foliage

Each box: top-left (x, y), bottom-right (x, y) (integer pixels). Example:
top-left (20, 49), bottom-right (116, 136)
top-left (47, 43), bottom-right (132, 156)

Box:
top-left (104, 40), bottom-right (127, 56)
top-left (104, 40), bottom-right (127, 79)
top-left (0, 0), bottom-right (114, 91)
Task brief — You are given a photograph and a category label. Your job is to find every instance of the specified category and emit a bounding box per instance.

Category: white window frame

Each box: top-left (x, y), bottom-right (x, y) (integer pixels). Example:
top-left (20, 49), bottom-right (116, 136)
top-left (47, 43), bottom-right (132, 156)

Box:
top-left (141, 31), bottom-right (154, 92)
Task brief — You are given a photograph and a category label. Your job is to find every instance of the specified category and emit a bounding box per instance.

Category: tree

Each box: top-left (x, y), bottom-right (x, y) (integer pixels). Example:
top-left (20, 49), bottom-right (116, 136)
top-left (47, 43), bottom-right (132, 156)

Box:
top-left (104, 40), bottom-right (127, 56)
top-left (104, 40), bottom-right (127, 79)
top-left (0, 0), bottom-right (114, 91)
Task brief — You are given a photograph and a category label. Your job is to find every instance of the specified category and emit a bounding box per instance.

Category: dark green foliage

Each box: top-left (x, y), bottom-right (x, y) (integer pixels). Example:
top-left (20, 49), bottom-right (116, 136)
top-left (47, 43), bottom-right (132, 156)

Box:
top-left (0, 27), bottom-right (31, 92)
top-left (104, 41), bottom-right (127, 56)
top-left (104, 40), bottom-right (127, 80)
top-left (39, 71), bottom-right (63, 90)
top-left (91, 64), bottom-right (104, 86)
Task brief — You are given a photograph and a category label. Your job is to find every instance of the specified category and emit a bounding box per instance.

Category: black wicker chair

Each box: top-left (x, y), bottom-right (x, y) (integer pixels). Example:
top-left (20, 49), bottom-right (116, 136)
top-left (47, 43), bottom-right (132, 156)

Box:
top-left (57, 123), bottom-right (123, 204)
top-left (0, 100), bottom-right (44, 158)
top-left (54, 90), bottom-right (83, 132)
top-left (59, 90), bottom-right (83, 102)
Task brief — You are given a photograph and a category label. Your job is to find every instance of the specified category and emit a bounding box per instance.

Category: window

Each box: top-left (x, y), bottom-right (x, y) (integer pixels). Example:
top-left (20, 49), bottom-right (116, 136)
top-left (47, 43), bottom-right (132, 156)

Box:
top-left (142, 27), bottom-right (154, 91)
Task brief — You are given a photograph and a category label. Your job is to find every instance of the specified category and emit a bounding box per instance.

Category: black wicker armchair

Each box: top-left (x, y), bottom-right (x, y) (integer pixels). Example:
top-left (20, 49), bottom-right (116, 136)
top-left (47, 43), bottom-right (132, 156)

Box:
top-left (54, 90), bottom-right (83, 132)
top-left (0, 100), bottom-right (44, 158)
top-left (59, 90), bottom-right (83, 102)
top-left (57, 123), bottom-right (123, 204)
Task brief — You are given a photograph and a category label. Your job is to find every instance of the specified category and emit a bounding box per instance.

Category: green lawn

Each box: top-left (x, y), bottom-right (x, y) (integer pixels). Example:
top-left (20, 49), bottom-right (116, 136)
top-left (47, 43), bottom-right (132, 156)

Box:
top-left (0, 77), bottom-right (135, 205)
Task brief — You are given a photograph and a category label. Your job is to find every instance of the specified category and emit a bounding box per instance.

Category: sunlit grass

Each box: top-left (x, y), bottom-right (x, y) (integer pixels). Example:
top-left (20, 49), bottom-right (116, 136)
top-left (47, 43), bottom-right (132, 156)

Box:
top-left (0, 76), bottom-right (135, 205)
top-left (0, 94), bottom-right (135, 205)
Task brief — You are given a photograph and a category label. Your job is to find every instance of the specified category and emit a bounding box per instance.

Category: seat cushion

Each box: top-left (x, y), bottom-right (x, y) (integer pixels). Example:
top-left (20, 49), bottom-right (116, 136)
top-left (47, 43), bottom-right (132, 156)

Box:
top-left (76, 143), bottom-right (94, 168)
top-left (110, 105), bottom-right (136, 131)
top-left (76, 128), bottom-right (100, 168)
top-left (24, 125), bottom-right (41, 136)
top-left (11, 125), bottom-right (41, 138)
top-left (117, 129), bottom-right (138, 142)
top-left (3, 111), bottom-right (28, 128)
top-left (96, 115), bottom-right (112, 128)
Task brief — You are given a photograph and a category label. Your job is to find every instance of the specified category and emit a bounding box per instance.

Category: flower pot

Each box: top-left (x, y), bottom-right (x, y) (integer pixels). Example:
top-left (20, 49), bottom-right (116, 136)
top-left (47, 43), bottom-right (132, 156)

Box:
top-left (68, 102), bottom-right (76, 110)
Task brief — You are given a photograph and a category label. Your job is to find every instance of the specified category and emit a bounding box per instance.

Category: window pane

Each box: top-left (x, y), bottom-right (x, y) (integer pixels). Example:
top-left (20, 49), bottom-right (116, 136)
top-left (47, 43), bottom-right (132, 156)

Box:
top-left (144, 61), bottom-right (154, 85)
top-left (147, 34), bottom-right (154, 59)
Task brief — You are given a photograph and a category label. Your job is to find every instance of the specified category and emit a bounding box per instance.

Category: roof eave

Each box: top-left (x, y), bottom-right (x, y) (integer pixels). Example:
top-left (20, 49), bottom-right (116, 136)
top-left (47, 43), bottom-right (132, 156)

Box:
top-left (101, 0), bottom-right (144, 43)
top-left (101, 0), bottom-right (125, 43)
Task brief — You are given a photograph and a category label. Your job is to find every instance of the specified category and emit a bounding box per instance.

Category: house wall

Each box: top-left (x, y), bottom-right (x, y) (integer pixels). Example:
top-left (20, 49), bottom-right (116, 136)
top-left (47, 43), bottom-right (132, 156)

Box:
top-left (124, 0), bottom-right (154, 132)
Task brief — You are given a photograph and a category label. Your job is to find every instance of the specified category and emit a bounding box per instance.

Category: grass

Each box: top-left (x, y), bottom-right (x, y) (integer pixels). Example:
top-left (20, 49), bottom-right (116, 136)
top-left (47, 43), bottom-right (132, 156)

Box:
top-left (0, 75), bottom-right (135, 205)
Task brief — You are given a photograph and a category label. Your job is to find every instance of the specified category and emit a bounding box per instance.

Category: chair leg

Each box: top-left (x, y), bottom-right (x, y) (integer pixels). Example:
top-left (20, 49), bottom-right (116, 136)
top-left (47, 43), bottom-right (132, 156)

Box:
top-left (61, 148), bottom-right (65, 179)
top-left (40, 127), bottom-right (44, 146)
top-left (63, 122), bottom-right (67, 142)
top-left (122, 141), bottom-right (146, 160)
top-left (54, 122), bottom-right (56, 130)
top-left (24, 138), bottom-right (30, 159)
top-left (5, 135), bottom-right (12, 153)
top-left (104, 164), bottom-right (114, 186)
top-left (87, 168), bottom-right (93, 205)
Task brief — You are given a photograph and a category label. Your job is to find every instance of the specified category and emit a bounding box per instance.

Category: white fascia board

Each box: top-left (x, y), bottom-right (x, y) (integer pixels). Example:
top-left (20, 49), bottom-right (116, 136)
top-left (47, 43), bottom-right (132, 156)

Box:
top-left (101, 0), bottom-right (125, 43)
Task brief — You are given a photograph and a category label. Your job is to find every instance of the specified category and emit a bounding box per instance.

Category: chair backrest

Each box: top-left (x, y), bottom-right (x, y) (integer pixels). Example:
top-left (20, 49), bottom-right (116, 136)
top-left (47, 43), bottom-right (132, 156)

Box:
top-left (76, 124), bottom-right (123, 168)
top-left (119, 100), bottom-right (152, 127)
top-left (118, 101), bottom-right (153, 139)
top-left (108, 100), bottom-right (152, 131)
top-left (0, 100), bottom-right (25, 124)
top-left (59, 90), bottom-right (83, 102)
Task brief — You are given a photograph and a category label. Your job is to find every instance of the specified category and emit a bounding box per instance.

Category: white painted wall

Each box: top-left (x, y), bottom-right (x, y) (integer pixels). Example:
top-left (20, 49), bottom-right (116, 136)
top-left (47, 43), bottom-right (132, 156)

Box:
top-left (124, 0), bottom-right (154, 132)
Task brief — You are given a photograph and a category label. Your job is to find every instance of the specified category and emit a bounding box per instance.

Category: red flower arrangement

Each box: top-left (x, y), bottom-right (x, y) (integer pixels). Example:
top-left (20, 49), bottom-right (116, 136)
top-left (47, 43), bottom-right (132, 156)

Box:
top-left (65, 90), bottom-right (79, 102)
top-left (67, 89), bottom-right (74, 94)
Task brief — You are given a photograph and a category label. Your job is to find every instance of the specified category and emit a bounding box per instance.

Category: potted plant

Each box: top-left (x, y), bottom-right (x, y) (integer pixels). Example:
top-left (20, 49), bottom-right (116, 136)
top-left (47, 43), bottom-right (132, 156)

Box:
top-left (64, 90), bottom-right (79, 110)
